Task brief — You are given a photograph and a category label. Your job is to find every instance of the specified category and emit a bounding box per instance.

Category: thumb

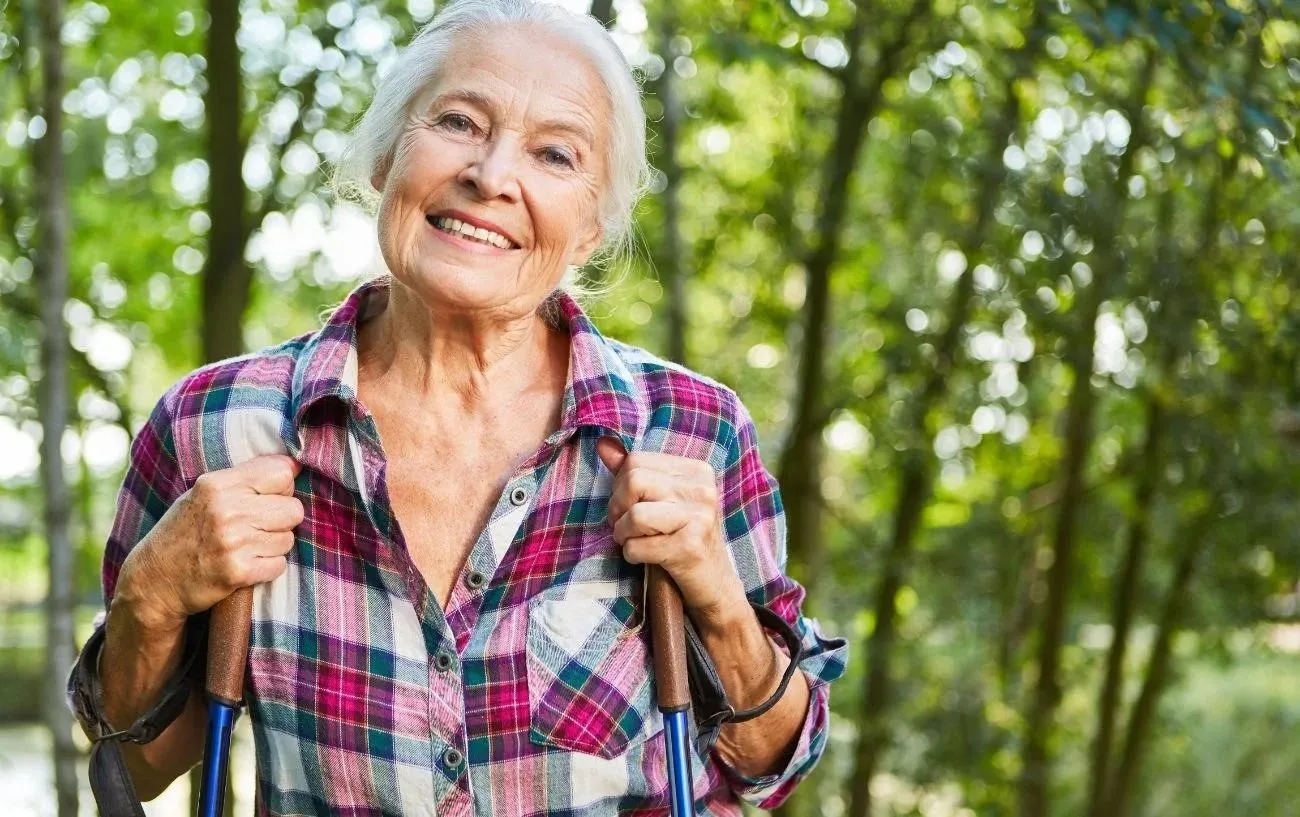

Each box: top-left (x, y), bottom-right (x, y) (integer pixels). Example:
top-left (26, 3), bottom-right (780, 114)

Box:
top-left (596, 435), bottom-right (627, 474)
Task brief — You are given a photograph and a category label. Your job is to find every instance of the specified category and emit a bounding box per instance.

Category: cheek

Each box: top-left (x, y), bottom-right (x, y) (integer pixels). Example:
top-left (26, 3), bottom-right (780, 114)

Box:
top-left (376, 179), bottom-right (415, 241)
top-left (375, 180), bottom-right (426, 274)
top-left (388, 130), bottom-right (461, 204)
top-left (375, 136), bottom-right (450, 246)
top-left (527, 176), bottom-right (602, 252)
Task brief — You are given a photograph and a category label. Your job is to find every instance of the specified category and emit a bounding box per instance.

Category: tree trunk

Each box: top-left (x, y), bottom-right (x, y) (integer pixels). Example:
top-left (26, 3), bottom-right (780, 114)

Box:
top-left (1016, 50), bottom-right (1157, 817)
top-left (1085, 121), bottom-right (1237, 814)
top-left (776, 0), bottom-right (930, 594)
top-left (200, 0), bottom-right (250, 363)
top-left (657, 0), bottom-right (688, 366)
top-left (1103, 519), bottom-right (1210, 817)
top-left (590, 0), bottom-right (616, 28)
top-left (1084, 397), bottom-right (1163, 817)
top-left (774, 11), bottom-right (933, 816)
top-left (846, 10), bottom-right (1046, 816)
top-left (33, 0), bottom-right (78, 814)
top-left (190, 1), bottom-right (247, 808)
top-left (994, 357), bottom-right (1043, 698)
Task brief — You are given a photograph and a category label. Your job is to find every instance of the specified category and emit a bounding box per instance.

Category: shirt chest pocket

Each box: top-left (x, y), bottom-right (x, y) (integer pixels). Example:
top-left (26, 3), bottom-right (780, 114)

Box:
top-left (525, 594), bottom-right (661, 759)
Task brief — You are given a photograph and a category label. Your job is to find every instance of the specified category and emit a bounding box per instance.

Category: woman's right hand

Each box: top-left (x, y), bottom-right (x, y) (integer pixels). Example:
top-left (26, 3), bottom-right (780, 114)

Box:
top-left (114, 454), bottom-right (304, 630)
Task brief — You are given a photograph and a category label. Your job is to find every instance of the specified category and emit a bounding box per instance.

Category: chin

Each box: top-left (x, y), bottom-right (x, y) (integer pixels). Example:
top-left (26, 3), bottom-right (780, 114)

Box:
top-left (398, 262), bottom-right (519, 311)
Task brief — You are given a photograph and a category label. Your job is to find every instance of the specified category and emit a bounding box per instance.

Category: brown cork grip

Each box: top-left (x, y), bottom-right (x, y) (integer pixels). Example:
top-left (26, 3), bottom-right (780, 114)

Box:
top-left (206, 586), bottom-right (253, 705)
top-left (646, 564), bottom-right (690, 712)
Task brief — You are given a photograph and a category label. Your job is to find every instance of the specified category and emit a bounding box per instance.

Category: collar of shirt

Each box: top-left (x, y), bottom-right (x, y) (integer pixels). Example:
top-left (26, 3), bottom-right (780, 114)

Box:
top-left (285, 274), bottom-right (645, 465)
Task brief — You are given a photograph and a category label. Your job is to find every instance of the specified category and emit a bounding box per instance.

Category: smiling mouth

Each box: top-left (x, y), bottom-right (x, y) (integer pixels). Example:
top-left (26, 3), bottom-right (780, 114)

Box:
top-left (426, 215), bottom-right (519, 249)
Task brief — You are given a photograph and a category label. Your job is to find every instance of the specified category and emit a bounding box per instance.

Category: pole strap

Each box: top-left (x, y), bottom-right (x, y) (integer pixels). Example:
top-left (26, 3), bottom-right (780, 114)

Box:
top-left (66, 613), bottom-right (208, 817)
top-left (684, 602), bottom-right (804, 756)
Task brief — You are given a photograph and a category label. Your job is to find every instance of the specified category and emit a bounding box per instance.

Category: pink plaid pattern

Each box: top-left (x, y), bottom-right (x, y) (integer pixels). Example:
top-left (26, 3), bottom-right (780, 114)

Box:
top-left (88, 276), bottom-right (847, 815)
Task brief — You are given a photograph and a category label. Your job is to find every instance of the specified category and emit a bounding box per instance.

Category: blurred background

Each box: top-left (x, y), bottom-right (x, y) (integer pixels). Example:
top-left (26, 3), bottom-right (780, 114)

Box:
top-left (2, 0), bottom-right (1299, 815)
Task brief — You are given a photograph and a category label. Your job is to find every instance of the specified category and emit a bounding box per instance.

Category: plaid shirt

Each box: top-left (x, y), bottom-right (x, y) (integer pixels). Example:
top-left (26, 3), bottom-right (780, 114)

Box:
top-left (86, 276), bottom-right (847, 816)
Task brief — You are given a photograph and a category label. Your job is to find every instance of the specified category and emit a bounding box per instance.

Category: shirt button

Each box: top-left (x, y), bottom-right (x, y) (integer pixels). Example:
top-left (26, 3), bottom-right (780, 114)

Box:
top-left (434, 651), bottom-right (456, 672)
top-left (442, 746), bottom-right (464, 770)
top-left (509, 486), bottom-right (529, 506)
top-left (466, 570), bottom-right (487, 590)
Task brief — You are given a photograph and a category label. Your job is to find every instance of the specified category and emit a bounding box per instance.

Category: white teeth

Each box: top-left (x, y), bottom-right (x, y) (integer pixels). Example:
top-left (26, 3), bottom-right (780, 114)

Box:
top-left (431, 216), bottom-right (512, 249)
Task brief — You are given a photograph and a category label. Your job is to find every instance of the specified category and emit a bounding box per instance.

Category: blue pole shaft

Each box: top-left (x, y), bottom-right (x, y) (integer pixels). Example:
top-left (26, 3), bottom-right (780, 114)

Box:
top-left (664, 709), bottom-right (693, 817)
top-left (198, 698), bottom-right (239, 817)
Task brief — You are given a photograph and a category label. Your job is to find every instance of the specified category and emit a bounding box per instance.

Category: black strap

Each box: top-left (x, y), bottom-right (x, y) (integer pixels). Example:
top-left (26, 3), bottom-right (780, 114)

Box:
top-left (684, 602), bottom-right (804, 756)
top-left (88, 738), bottom-right (146, 817)
top-left (66, 615), bottom-right (207, 817)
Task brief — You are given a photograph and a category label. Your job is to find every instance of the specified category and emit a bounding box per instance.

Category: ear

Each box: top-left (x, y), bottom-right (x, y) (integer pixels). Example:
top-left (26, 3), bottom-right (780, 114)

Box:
top-left (370, 151), bottom-right (394, 193)
top-left (569, 220), bottom-right (605, 268)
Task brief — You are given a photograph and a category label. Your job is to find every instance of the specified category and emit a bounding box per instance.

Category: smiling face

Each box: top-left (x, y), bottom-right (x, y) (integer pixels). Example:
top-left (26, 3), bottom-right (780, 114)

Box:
top-left (372, 24), bottom-right (610, 317)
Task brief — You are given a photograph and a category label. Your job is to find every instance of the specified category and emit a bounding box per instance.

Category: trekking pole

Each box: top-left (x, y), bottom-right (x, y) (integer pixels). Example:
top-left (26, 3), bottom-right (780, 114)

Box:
top-left (647, 564), bottom-right (693, 817)
top-left (196, 587), bottom-right (253, 817)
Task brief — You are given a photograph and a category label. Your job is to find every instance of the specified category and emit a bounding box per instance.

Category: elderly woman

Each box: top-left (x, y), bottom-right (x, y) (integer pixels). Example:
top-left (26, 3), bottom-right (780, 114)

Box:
top-left (69, 0), bottom-right (846, 814)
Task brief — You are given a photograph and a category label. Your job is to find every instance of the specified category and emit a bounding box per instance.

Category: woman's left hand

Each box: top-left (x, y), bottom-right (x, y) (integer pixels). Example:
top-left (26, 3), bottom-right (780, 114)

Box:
top-left (596, 436), bottom-right (748, 622)
top-left (596, 437), bottom-right (812, 777)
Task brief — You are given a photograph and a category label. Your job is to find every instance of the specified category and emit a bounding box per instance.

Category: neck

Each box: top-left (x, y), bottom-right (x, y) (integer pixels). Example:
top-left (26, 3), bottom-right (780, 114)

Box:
top-left (357, 276), bottom-right (567, 415)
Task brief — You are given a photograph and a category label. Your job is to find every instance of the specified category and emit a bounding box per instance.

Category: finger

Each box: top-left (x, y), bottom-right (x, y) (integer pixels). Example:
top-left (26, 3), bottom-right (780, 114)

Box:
top-left (230, 454), bottom-right (301, 496)
top-left (620, 451), bottom-right (706, 479)
top-left (613, 500), bottom-right (688, 544)
top-left (621, 533), bottom-right (676, 566)
top-left (243, 555), bottom-right (289, 586)
top-left (246, 495), bottom-right (305, 532)
top-left (248, 530), bottom-right (296, 558)
top-left (596, 436), bottom-right (627, 475)
top-left (608, 467), bottom-right (696, 526)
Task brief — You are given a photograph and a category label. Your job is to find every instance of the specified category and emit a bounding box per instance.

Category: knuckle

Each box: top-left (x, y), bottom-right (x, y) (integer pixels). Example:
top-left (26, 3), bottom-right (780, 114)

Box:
top-left (638, 471), bottom-right (663, 498)
top-left (214, 524), bottom-right (242, 552)
top-left (217, 557), bottom-right (245, 589)
top-left (210, 503), bottom-right (238, 528)
top-left (194, 472), bottom-right (226, 501)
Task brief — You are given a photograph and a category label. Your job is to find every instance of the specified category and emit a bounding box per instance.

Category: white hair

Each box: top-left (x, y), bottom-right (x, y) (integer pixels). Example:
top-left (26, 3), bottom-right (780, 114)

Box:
top-left (333, 0), bottom-right (648, 297)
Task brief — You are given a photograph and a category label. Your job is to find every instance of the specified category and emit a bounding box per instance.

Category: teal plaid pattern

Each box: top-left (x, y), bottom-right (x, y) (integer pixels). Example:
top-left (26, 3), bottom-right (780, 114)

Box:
top-left (85, 276), bottom-right (848, 816)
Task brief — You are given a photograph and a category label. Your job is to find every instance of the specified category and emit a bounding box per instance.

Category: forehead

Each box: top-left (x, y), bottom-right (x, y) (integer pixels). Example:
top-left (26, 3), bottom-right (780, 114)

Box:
top-left (423, 24), bottom-right (610, 137)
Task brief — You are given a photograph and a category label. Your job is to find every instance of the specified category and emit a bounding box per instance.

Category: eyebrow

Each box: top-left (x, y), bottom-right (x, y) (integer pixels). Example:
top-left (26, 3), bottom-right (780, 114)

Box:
top-left (429, 88), bottom-right (596, 150)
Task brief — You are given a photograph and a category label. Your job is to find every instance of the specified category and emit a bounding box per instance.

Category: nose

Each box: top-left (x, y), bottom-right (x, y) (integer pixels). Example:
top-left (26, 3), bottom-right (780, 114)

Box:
top-left (458, 136), bottom-right (522, 202)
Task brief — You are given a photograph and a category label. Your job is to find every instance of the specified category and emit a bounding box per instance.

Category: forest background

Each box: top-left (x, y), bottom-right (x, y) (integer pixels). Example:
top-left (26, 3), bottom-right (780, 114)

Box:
top-left (2, 0), bottom-right (1299, 815)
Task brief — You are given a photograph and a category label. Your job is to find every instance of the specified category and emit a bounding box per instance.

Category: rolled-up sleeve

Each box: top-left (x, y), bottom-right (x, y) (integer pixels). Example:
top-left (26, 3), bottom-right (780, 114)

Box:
top-left (710, 391), bottom-right (849, 809)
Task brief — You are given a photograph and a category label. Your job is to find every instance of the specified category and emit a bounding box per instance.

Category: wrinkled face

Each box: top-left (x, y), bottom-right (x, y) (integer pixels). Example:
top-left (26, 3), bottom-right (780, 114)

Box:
top-left (373, 24), bottom-right (610, 316)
